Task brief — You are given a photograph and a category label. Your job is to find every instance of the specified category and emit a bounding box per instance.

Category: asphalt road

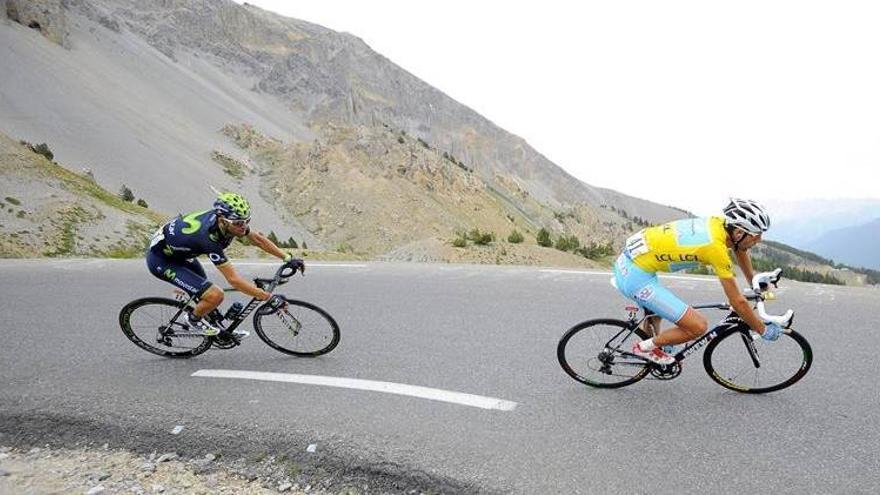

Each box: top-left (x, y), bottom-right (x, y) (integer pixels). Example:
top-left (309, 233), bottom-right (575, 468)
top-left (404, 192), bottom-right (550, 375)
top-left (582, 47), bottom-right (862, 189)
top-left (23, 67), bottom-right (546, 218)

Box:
top-left (1, 259), bottom-right (878, 494)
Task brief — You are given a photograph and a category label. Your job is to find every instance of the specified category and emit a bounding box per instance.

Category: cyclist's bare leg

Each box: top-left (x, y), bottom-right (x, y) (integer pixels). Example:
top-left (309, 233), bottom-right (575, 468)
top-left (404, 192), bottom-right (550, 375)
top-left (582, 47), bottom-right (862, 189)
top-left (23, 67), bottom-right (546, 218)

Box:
top-left (192, 285), bottom-right (223, 318)
top-left (652, 308), bottom-right (708, 347)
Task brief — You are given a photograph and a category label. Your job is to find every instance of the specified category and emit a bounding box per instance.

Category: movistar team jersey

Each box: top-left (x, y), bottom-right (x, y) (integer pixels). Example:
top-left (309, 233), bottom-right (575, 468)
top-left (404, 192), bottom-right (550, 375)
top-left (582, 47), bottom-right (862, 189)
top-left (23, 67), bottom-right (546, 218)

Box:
top-left (624, 216), bottom-right (735, 278)
top-left (148, 210), bottom-right (244, 266)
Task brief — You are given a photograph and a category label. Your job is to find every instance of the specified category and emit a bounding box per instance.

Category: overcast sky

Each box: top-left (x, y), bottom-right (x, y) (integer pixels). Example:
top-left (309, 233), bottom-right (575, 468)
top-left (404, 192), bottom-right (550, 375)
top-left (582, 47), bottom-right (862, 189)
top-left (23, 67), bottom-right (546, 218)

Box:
top-left (234, 0), bottom-right (880, 216)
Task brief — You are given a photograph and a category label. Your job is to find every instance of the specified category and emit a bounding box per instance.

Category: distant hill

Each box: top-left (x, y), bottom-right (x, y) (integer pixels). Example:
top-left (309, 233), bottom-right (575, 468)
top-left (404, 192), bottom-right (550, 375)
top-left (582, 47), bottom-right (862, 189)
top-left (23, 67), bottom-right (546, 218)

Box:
top-left (765, 198), bottom-right (880, 248)
top-left (805, 218), bottom-right (880, 270)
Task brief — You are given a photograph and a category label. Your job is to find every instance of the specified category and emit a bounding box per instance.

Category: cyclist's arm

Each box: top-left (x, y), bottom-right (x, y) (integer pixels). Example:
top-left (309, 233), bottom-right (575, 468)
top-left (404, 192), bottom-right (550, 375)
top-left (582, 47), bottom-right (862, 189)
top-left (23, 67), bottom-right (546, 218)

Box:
top-left (733, 249), bottom-right (757, 287)
top-left (216, 262), bottom-right (272, 300)
top-left (719, 276), bottom-right (766, 333)
top-left (246, 230), bottom-right (287, 260)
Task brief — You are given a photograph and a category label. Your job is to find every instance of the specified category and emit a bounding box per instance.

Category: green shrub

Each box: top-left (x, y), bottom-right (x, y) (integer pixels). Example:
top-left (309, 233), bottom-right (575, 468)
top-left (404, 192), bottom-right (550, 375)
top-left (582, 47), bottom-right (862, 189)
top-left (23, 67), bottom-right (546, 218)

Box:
top-left (136, 198), bottom-right (149, 208)
top-left (536, 228), bottom-right (552, 247)
top-left (507, 229), bottom-right (524, 244)
top-left (452, 231), bottom-right (468, 248)
top-left (4, 197), bottom-right (21, 206)
top-left (575, 241), bottom-right (616, 260)
top-left (555, 234), bottom-right (580, 252)
top-left (467, 228), bottom-right (494, 246)
top-left (118, 184), bottom-right (134, 202)
top-left (33, 143), bottom-right (54, 161)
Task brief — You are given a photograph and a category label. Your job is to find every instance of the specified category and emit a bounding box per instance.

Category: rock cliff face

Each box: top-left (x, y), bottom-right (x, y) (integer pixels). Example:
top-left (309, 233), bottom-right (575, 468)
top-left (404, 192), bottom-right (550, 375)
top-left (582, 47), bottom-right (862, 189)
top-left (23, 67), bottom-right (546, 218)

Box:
top-left (0, 0), bottom-right (689, 260)
top-left (6, 0), bottom-right (68, 46)
top-left (65, 0), bottom-right (684, 224)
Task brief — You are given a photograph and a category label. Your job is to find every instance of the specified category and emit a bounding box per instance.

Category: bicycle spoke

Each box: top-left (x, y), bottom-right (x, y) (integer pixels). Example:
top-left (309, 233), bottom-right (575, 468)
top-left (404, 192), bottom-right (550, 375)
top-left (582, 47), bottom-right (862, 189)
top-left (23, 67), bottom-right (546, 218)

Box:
top-left (253, 300), bottom-right (340, 356)
top-left (119, 298), bottom-right (212, 358)
top-left (558, 319), bottom-right (650, 388)
top-left (704, 330), bottom-right (812, 393)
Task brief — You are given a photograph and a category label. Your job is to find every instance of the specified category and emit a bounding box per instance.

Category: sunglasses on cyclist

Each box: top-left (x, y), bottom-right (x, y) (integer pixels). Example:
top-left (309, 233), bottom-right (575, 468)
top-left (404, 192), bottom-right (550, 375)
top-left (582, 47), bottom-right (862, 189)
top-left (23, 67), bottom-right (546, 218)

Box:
top-left (224, 217), bottom-right (250, 228)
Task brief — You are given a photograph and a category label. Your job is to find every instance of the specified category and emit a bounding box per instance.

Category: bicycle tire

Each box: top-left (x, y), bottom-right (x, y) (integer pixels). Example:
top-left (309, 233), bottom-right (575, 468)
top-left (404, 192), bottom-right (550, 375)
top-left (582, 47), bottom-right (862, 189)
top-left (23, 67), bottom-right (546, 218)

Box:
top-left (253, 298), bottom-right (340, 357)
top-left (557, 318), bottom-right (651, 388)
top-left (119, 297), bottom-right (212, 358)
top-left (703, 325), bottom-right (813, 393)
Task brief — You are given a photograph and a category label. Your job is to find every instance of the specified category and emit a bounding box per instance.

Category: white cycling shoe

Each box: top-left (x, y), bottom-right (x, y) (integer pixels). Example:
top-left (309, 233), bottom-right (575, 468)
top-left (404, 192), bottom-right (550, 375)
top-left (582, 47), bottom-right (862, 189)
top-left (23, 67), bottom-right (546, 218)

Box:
top-left (631, 342), bottom-right (676, 366)
top-left (187, 313), bottom-right (222, 336)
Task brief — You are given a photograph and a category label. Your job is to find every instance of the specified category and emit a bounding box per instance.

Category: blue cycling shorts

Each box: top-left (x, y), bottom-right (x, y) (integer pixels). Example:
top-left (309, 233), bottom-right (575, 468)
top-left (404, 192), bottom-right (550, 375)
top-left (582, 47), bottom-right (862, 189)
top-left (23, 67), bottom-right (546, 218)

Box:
top-left (613, 253), bottom-right (689, 323)
top-left (146, 249), bottom-right (212, 298)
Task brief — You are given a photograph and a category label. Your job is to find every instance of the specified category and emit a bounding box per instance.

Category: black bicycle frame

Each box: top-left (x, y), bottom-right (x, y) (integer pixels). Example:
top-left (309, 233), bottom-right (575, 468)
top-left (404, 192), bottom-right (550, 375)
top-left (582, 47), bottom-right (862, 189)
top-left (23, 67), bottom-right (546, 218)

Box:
top-left (160, 262), bottom-right (296, 336)
top-left (218, 289), bottom-right (265, 332)
top-left (169, 283), bottom-right (274, 334)
top-left (618, 302), bottom-right (751, 364)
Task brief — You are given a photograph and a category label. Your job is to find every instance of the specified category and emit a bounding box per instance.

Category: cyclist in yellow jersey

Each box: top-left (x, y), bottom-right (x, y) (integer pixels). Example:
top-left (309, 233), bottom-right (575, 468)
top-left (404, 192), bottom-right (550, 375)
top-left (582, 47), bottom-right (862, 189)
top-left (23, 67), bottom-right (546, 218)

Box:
top-left (613, 198), bottom-right (782, 365)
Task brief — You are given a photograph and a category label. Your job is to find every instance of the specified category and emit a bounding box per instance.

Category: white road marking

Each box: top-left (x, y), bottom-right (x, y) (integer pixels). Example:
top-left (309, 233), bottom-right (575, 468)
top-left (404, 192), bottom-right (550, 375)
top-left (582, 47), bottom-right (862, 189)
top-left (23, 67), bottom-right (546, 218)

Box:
top-left (192, 369), bottom-right (518, 411)
top-left (540, 269), bottom-right (609, 276)
top-left (540, 268), bottom-right (715, 283)
top-left (234, 262), bottom-right (368, 268)
top-left (658, 275), bottom-right (716, 283)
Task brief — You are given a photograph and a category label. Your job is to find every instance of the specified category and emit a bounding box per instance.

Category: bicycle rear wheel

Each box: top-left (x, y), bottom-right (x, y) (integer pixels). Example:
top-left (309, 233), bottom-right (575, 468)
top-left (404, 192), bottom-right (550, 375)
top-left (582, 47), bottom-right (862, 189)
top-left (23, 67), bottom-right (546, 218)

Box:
top-left (119, 297), bottom-right (212, 358)
top-left (253, 298), bottom-right (340, 356)
top-left (703, 327), bottom-right (812, 393)
top-left (557, 319), bottom-right (651, 388)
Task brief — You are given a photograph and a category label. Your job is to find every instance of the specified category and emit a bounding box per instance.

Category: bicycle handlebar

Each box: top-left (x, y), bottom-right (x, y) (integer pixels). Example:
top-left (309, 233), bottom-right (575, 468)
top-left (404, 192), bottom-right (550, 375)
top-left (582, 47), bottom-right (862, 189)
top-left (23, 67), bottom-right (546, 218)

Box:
top-left (750, 269), bottom-right (795, 328)
top-left (253, 260), bottom-right (305, 292)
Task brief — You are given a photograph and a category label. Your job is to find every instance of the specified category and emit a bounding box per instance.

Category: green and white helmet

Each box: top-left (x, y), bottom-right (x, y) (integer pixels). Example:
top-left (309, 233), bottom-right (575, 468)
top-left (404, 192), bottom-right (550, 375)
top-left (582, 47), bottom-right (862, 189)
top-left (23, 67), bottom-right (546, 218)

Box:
top-left (213, 192), bottom-right (251, 221)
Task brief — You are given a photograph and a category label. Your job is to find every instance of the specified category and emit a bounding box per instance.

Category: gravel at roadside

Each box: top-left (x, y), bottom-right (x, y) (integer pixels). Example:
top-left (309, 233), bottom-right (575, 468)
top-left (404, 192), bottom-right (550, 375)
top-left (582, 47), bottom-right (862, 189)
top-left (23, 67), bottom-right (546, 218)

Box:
top-left (0, 444), bottom-right (342, 494)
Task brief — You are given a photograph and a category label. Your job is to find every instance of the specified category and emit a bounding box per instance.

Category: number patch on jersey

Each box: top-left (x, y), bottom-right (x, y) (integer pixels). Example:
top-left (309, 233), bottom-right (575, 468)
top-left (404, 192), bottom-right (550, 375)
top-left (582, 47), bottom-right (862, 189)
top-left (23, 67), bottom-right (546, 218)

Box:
top-left (149, 228), bottom-right (165, 248)
top-left (625, 232), bottom-right (649, 258)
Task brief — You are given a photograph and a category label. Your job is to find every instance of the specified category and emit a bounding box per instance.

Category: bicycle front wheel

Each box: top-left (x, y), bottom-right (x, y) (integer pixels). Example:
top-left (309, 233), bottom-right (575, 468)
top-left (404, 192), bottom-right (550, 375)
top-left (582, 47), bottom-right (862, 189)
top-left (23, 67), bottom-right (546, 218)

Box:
top-left (119, 297), bottom-right (212, 358)
top-left (557, 319), bottom-right (651, 388)
top-left (703, 327), bottom-right (813, 393)
top-left (253, 299), bottom-right (340, 356)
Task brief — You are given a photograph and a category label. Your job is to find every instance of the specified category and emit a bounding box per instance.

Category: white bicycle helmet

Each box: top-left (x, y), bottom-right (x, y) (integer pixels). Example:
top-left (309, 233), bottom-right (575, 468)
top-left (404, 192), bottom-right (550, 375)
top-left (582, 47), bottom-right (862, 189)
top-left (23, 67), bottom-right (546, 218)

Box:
top-left (723, 198), bottom-right (770, 235)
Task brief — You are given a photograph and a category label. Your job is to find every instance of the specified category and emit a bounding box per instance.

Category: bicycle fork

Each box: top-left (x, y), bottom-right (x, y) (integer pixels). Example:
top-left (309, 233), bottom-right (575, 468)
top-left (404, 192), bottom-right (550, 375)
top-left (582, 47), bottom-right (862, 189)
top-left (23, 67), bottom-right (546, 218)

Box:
top-left (740, 331), bottom-right (762, 368)
top-left (275, 308), bottom-right (302, 336)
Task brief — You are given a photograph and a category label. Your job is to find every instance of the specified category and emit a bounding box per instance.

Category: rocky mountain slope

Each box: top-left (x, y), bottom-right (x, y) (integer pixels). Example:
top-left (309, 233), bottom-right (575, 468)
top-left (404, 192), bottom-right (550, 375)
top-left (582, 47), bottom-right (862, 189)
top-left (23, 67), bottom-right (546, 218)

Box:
top-left (1, 0), bottom-right (864, 282)
top-left (0, 0), bottom-right (684, 260)
top-left (0, 131), bottom-right (162, 257)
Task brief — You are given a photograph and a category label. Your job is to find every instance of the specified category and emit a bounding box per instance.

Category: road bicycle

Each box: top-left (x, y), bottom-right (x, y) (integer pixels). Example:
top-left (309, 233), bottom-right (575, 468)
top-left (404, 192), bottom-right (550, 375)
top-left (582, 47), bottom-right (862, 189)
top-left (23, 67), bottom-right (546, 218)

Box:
top-left (119, 261), bottom-right (340, 358)
top-left (557, 269), bottom-right (812, 393)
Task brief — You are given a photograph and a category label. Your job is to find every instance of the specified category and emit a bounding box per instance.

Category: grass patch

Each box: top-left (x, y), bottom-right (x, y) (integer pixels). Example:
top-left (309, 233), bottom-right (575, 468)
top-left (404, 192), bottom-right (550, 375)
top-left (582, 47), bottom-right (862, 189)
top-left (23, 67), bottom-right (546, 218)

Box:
top-left (282, 459), bottom-right (301, 479)
top-left (43, 206), bottom-right (88, 256)
top-left (211, 150), bottom-right (247, 180)
top-left (31, 155), bottom-right (164, 222)
top-left (4, 196), bottom-right (21, 206)
top-left (103, 220), bottom-right (157, 258)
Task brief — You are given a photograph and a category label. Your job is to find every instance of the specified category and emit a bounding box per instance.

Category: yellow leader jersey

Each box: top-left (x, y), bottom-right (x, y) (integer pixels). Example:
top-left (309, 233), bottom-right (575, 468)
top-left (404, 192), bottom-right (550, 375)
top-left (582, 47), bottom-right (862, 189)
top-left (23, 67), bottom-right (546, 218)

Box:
top-left (624, 216), bottom-right (735, 279)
